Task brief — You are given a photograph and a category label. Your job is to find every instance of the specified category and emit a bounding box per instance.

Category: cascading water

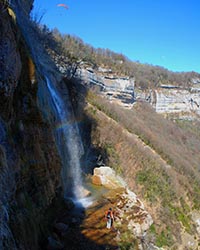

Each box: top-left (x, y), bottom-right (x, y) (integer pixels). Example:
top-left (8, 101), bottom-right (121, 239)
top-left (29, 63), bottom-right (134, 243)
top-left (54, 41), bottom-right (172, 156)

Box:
top-left (12, 0), bottom-right (92, 205)
top-left (46, 77), bottom-right (85, 200)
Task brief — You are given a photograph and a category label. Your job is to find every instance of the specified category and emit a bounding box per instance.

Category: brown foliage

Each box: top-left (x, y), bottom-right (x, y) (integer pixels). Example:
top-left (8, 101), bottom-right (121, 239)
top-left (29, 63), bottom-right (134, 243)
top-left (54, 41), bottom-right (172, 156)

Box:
top-left (86, 91), bottom-right (200, 246)
top-left (48, 31), bottom-right (200, 89)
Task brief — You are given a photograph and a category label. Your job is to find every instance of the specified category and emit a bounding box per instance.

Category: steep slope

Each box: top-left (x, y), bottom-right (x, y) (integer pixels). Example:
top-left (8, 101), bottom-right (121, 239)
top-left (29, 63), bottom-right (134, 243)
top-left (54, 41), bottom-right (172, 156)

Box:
top-left (1, 1), bottom-right (200, 250)
top-left (0, 2), bottom-right (64, 249)
top-left (80, 88), bottom-right (200, 249)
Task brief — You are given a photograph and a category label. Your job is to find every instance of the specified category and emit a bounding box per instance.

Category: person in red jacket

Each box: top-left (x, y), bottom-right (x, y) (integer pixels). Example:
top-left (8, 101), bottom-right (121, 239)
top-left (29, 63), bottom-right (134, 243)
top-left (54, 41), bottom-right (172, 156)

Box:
top-left (105, 207), bottom-right (114, 229)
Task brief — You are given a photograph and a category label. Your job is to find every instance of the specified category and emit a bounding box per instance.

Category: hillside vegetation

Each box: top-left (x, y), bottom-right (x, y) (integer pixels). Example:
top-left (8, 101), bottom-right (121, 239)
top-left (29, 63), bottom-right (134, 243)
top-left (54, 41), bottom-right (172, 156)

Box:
top-left (83, 89), bottom-right (200, 249)
top-left (35, 25), bottom-right (200, 89)
top-left (31, 21), bottom-right (200, 248)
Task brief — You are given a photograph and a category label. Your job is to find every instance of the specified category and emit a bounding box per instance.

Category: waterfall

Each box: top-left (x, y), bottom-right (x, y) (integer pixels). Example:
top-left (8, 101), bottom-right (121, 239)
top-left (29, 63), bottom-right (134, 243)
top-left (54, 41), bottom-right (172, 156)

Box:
top-left (45, 77), bottom-right (84, 200)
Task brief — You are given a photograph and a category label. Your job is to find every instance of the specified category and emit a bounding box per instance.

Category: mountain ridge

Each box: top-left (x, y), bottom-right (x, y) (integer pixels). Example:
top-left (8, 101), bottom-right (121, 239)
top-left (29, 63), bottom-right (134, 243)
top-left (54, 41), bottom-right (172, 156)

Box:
top-left (41, 27), bottom-right (200, 88)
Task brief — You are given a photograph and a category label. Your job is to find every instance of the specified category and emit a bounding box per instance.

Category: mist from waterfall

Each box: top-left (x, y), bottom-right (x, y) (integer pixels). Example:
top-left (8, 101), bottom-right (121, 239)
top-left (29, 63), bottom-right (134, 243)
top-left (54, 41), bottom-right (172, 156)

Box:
top-left (46, 77), bottom-right (84, 200)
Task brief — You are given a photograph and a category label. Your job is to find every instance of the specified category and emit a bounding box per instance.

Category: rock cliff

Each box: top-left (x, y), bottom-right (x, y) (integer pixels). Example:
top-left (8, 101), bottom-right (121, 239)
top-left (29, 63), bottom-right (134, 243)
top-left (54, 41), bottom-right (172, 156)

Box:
top-left (0, 2), bottom-right (62, 249)
top-left (49, 49), bottom-right (135, 109)
top-left (52, 46), bottom-right (200, 117)
top-left (136, 86), bottom-right (200, 119)
top-left (76, 66), bottom-right (135, 108)
top-left (49, 39), bottom-right (200, 119)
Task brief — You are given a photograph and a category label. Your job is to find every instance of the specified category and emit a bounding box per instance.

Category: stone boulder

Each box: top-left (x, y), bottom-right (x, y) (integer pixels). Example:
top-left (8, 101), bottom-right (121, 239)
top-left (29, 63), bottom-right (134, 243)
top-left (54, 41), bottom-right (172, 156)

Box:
top-left (92, 166), bottom-right (126, 189)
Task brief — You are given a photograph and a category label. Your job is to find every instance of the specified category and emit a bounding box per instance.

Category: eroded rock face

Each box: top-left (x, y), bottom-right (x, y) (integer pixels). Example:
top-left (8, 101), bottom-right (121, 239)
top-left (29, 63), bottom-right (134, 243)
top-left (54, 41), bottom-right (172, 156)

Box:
top-left (92, 166), bottom-right (126, 189)
top-left (92, 166), bottom-right (153, 239)
top-left (49, 51), bottom-right (135, 96)
top-left (76, 66), bottom-right (135, 108)
top-left (137, 87), bottom-right (200, 118)
top-left (0, 4), bottom-right (62, 250)
top-left (48, 50), bottom-right (135, 108)
top-left (77, 67), bottom-right (135, 94)
top-left (153, 89), bottom-right (200, 115)
top-left (0, 3), bottom-right (21, 121)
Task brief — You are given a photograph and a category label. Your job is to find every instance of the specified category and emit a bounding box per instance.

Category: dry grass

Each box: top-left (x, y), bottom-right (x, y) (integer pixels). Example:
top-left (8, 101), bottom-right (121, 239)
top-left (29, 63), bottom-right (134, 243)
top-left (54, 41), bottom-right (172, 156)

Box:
top-left (85, 91), bottom-right (200, 247)
top-left (87, 91), bottom-right (200, 177)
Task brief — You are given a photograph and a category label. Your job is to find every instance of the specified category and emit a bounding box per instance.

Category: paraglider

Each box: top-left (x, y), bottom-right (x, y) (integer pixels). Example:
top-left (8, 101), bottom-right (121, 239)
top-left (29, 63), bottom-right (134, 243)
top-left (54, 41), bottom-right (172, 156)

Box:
top-left (57, 3), bottom-right (69, 10)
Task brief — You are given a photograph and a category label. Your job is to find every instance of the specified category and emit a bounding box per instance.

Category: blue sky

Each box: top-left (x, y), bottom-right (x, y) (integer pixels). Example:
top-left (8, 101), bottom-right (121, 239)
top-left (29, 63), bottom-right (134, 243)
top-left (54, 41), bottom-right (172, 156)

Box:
top-left (32, 0), bottom-right (200, 73)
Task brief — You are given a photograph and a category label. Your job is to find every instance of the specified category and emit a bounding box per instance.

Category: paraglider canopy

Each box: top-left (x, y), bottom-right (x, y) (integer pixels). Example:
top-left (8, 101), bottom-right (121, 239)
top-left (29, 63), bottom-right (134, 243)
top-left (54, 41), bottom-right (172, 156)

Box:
top-left (57, 3), bottom-right (69, 9)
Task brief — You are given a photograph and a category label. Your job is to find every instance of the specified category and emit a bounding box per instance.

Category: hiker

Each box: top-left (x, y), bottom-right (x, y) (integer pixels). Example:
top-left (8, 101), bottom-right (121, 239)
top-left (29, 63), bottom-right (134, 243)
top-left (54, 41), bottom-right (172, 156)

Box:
top-left (105, 207), bottom-right (114, 229)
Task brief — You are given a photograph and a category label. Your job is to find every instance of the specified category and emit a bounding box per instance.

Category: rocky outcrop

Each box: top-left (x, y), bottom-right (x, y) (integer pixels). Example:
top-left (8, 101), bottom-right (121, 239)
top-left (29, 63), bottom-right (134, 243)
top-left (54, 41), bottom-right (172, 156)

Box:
top-left (50, 50), bottom-right (135, 95)
top-left (92, 166), bottom-right (126, 189)
top-left (76, 66), bottom-right (134, 93)
top-left (76, 66), bottom-right (135, 108)
top-left (154, 89), bottom-right (200, 115)
top-left (136, 86), bottom-right (200, 119)
top-left (92, 166), bottom-right (153, 240)
top-left (48, 49), bottom-right (135, 108)
top-left (75, 66), bottom-right (200, 114)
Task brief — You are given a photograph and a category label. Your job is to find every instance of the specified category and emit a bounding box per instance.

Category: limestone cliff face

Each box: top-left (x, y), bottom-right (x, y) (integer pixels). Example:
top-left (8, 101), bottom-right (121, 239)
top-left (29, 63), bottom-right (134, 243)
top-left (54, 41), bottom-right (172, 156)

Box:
top-left (0, 3), bottom-right (62, 249)
top-left (76, 67), bottom-right (135, 93)
top-left (153, 88), bottom-right (200, 116)
top-left (76, 66), bottom-right (135, 108)
top-left (149, 88), bottom-right (200, 115)
top-left (136, 86), bottom-right (200, 119)
top-left (51, 50), bottom-right (135, 95)
top-left (49, 50), bottom-right (135, 108)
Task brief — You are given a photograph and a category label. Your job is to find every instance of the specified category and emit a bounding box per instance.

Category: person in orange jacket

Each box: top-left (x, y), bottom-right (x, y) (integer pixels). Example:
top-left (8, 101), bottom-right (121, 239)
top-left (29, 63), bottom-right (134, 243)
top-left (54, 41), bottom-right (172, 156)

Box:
top-left (105, 207), bottom-right (114, 229)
